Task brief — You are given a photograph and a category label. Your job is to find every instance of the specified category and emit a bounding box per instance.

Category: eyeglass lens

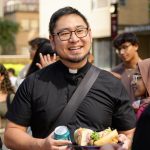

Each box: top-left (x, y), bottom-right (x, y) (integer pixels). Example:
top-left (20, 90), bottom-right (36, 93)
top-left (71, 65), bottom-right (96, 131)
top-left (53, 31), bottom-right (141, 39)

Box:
top-left (57, 28), bottom-right (88, 41)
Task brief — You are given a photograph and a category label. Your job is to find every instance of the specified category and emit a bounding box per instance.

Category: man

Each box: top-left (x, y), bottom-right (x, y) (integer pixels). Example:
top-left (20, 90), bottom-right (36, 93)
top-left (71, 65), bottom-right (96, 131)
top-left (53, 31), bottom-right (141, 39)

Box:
top-left (4, 7), bottom-right (136, 150)
top-left (112, 33), bottom-right (142, 101)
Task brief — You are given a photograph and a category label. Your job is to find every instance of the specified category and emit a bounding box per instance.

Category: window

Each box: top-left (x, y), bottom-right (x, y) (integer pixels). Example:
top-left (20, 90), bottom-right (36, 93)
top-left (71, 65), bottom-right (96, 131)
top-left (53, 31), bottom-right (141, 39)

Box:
top-left (30, 20), bottom-right (38, 30)
top-left (93, 39), bottom-right (112, 70)
top-left (21, 19), bottom-right (30, 31)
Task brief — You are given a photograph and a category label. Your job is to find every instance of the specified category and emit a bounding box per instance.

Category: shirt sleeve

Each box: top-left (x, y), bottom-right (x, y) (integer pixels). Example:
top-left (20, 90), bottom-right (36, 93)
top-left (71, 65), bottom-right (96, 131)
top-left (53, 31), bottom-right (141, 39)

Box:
top-left (6, 74), bottom-right (35, 127)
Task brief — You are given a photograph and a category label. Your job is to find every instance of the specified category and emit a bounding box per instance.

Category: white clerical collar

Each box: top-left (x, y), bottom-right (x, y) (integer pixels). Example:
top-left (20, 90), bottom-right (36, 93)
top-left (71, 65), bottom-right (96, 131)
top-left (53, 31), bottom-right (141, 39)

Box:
top-left (69, 68), bottom-right (78, 74)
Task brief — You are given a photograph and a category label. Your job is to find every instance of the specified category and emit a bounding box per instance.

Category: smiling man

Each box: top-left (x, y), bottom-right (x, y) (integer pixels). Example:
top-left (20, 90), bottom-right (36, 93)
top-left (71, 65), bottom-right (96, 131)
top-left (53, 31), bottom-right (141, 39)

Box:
top-left (4, 7), bottom-right (135, 150)
top-left (112, 32), bottom-right (142, 102)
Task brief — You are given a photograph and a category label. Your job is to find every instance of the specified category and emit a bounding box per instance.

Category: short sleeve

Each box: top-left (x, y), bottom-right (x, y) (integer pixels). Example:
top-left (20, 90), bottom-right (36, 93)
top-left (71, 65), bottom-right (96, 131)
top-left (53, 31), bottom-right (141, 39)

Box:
top-left (6, 74), bottom-right (35, 127)
top-left (112, 85), bottom-right (136, 131)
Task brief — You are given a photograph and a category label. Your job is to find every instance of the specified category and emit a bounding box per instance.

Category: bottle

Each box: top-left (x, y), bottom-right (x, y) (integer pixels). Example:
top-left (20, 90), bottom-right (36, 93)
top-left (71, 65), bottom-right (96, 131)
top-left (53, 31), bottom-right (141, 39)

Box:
top-left (54, 126), bottom-right (71, 140)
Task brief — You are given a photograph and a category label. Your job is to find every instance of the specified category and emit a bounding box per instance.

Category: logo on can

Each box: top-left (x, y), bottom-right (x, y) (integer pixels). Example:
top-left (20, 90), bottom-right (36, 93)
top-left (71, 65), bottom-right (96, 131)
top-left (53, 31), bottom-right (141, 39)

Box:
top-left (54, 126), bottom-right (71, 140)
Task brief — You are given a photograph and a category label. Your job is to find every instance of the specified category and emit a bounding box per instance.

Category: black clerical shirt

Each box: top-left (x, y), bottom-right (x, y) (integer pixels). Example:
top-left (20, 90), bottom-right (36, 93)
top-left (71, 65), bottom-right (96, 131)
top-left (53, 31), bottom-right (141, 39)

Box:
top-left (6, 60), bottom-right (136, 140)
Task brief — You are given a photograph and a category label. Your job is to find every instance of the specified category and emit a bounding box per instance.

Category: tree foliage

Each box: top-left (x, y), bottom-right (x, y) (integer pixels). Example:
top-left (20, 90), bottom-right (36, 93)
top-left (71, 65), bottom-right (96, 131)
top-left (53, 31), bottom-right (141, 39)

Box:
top-left (0, 18), bottom-right (19, 54)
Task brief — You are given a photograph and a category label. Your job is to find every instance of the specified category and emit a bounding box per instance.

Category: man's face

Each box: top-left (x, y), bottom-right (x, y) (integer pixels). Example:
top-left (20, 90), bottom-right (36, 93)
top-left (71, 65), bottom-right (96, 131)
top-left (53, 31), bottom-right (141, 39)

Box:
top-left (116, 42), bottom-right (138, 62)
top-left (50, 14), bottom-right (92, 63)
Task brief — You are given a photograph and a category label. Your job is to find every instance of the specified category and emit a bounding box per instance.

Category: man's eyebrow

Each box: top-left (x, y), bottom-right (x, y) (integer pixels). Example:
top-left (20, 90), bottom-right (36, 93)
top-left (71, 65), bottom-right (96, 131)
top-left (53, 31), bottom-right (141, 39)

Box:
top-left (57, 25), bottom-right (87, 32)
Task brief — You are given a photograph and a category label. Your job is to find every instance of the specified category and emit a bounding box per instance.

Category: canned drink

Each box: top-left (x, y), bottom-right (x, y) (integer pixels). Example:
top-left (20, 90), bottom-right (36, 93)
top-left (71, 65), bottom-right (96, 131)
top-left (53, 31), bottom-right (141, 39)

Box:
top-left (54, 126), bottom-right (71, 140)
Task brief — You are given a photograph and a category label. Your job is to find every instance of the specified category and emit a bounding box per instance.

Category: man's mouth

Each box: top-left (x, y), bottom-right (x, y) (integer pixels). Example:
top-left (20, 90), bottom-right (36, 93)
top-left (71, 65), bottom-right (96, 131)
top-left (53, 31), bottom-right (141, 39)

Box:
top-left (68, 46), bottom-right (82, 51)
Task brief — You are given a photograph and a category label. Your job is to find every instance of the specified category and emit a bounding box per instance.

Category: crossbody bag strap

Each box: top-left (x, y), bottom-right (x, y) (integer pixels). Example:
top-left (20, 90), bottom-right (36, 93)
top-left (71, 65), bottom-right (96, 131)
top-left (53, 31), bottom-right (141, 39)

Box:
top-left (50, 65), bottom-right (100, 131)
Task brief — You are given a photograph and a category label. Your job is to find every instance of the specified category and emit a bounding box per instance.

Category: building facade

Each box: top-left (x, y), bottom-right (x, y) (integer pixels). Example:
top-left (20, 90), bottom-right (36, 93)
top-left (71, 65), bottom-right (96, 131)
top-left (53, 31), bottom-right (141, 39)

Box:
top-left (4, 0), bottom-right (39, 55)
top-left (118, 0), bottom-right (150, 60)
top-left (2, 0), bottom-right (150, 67)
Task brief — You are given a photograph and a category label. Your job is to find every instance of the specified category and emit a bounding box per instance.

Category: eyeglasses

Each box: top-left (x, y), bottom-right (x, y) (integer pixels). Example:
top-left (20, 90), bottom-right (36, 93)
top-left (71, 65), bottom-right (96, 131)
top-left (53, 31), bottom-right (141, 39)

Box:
top-left (116, 43), bottom-right (132, 54)
top-left (132, 74), bottom-right (142, 83)
top-left (52, 27), bottom-right (89, 41)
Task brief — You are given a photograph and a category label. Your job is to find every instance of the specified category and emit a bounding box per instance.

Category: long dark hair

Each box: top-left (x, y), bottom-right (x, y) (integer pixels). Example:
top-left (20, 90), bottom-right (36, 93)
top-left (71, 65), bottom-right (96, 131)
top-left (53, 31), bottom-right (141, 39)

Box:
top-left (0, 64), bottom-right (15, 94)
top-left (26, 39), bottom-right (56, 77)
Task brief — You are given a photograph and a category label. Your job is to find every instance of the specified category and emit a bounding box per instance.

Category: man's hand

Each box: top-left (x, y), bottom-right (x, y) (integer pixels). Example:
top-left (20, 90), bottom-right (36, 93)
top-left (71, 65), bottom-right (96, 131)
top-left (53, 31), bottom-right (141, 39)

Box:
top-left (118, 134), bottom-right (131, 150)
top-left (36, 53), bottom-right (57, 69)
top-left (41, 132), bottom-right (72, 150)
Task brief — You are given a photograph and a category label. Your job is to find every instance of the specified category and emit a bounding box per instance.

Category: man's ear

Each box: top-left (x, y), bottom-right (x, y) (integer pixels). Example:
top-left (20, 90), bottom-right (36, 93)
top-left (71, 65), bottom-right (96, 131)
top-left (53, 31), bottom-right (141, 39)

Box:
top-left (49, 35), bottom-right (55, 50)
top-left (89, 29), bottom-right (93, 43)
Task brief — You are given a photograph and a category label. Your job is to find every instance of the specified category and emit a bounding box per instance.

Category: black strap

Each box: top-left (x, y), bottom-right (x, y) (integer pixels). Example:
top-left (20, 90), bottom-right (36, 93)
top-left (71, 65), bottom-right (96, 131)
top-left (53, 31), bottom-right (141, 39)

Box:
top-left (50, 65), bottom-right (100, 131)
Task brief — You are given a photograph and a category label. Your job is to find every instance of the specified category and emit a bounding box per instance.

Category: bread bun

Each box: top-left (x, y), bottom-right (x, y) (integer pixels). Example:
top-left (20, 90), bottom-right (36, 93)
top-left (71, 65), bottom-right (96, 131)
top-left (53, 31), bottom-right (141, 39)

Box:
top-left (74, 128), bottom-right (93, 146)
top-left (74, 128), bottom-right (119, 146)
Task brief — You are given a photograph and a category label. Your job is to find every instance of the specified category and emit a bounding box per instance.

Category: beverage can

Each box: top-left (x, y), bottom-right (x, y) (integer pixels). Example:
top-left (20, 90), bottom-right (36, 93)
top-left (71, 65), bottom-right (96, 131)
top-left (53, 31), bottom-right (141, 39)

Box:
top-left (54, 126), bottom-right (71, 140)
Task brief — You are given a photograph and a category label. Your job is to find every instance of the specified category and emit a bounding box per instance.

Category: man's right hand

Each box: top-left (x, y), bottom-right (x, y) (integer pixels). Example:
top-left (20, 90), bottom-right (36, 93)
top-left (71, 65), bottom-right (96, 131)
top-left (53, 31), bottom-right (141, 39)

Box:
top-left (41, 132), bottom-right (72, 150)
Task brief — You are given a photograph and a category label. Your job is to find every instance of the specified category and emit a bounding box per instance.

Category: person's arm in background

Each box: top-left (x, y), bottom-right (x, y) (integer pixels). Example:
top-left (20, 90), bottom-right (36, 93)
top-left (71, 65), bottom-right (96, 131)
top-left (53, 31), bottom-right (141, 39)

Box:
top-left (4, 121), bottom-right (71, 150)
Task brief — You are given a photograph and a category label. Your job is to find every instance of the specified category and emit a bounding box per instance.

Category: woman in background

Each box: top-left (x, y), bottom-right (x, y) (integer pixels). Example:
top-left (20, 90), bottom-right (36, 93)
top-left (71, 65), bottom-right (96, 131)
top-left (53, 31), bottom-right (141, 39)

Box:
top-left (0, 64), bottom-right (15, 149)
top-left (131, 58), bottom-right (150, 119)
top-left (26, 39), bottom-right (57, 77)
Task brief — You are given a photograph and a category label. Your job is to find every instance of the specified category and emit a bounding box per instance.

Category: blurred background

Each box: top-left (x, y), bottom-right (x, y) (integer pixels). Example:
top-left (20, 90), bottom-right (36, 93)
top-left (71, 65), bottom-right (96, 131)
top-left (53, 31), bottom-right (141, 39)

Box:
top-left (0, 0), bottom-right (150, 74)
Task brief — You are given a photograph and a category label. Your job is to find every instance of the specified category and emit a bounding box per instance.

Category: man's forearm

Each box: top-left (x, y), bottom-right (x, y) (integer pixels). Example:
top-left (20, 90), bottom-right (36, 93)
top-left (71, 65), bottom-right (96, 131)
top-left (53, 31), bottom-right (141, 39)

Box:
top-left (119, 128), bottom-right (135, 138)
top-left (4, 128), bottom-right (44, 150)
top-left (118, 128), bottom-right (135, 149)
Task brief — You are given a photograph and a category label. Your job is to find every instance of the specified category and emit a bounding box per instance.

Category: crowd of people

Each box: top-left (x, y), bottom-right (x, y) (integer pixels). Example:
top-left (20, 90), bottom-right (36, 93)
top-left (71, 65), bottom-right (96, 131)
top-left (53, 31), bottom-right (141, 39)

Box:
top-left (0, 6), bottom-right (150, 150)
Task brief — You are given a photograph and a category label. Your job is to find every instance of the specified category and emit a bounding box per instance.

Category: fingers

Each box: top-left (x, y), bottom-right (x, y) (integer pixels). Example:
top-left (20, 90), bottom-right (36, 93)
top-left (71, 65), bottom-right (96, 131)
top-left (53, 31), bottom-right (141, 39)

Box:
top-left (39, 53), bottom-right (45, 66)
top-left (36, 63), bottom-right (42, 69)
top-left (43, 134), bottom-right (71, 150)
top-left (49, 132), bottom-right (72, 148)
top-left (47, 54), bottom-right (52, 63)
top-left (47, 53), bottom-right (57, 65)
top-left (51, 53), bottom-right (57, 62)
top-left (39, 53), bottom-right (57, 69)
top-left (118, 134), bottom-right (130, 150)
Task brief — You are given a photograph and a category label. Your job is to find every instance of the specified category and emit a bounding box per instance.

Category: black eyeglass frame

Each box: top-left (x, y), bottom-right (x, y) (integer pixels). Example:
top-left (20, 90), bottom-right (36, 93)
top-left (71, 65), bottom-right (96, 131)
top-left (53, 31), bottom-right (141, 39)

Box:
top-left (52, 27), bottom-right (89, 41)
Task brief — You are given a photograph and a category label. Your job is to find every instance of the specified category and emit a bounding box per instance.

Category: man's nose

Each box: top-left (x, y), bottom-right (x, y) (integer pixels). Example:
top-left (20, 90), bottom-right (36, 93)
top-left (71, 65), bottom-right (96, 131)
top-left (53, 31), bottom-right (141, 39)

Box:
top-left (69, 32), bottom-right (79, 42)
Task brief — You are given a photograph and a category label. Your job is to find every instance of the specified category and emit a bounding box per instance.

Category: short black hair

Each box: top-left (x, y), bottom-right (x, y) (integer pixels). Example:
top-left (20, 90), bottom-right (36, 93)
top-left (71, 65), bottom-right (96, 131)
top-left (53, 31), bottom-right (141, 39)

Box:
top-left (49, 6), bottom-right (89, 35)
top-left (113, 32), bottom-right (139, 49)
